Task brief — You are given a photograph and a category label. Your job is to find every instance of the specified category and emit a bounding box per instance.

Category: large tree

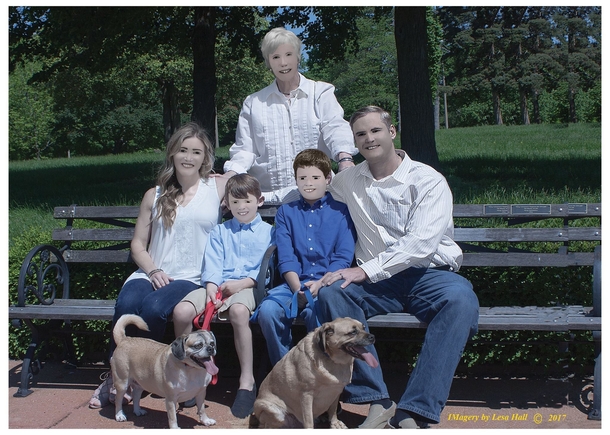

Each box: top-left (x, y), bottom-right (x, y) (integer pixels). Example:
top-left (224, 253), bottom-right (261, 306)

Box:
top-left (395, 7), bottom-right (440, 169)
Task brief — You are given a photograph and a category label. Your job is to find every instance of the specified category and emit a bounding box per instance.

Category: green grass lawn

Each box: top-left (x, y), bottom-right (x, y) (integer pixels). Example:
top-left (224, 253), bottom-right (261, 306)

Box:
top-left (8, 123), bottom-right (601, 245)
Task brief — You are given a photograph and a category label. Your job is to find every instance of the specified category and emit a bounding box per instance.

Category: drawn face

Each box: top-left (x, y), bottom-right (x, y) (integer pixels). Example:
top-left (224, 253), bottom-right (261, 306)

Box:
top-left (173, 137), bottom-right (206, 176)
top-left (352, 112), bottom-right (397, 164)
top-left (269, 43), bottom-right (299, 85)
top-left (227, 192), bottom-right (263, 224)
top-left (296, 166), bottom-right (330, 205)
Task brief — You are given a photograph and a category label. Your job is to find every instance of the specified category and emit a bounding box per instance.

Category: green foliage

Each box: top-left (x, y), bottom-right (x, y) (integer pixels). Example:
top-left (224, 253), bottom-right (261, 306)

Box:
top-left (215, 37), bottom-right (274, 146)
top-left (306, 8), bottom-right (399, 120)
top-left (9, 61), bottom-right (54, 160)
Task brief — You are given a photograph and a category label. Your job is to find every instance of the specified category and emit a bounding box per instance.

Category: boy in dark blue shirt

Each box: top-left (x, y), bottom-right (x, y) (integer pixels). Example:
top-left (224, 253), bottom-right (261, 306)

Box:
top-left (254, 149), bottom-right (356, 365)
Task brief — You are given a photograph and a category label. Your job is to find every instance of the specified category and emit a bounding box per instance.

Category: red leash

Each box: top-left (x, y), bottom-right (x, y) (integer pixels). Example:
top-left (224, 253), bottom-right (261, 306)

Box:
top-left (192, 289), bottom-right (224, 385)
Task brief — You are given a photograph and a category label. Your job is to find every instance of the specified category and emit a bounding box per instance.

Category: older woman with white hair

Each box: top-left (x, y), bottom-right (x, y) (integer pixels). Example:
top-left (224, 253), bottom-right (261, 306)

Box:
top-left (222, 27), bottom-right (358, 204)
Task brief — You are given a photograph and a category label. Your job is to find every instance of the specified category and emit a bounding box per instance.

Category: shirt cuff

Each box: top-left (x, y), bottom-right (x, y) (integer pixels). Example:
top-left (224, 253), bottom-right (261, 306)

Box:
top-left (358, 260), bottom-right (391, 284)
top-left (223, 160), bottom-right (247, 175)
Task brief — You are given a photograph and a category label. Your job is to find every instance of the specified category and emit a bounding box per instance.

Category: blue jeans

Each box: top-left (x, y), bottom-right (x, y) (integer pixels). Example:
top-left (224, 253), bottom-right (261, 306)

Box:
top-left (111, 278), bottom-right (200, 355)
top-left (316, 267), bottom-right (479, 423)
top-left (255, 283), bottom-right (320, 365)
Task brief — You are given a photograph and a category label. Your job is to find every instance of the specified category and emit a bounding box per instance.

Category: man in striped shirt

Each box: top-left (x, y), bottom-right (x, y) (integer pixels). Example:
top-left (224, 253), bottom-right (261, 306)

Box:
top-left (318, 106), bottom-right (480, 429)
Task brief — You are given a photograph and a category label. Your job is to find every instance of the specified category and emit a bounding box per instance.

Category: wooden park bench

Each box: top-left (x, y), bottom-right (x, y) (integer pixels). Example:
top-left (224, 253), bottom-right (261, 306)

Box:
top-left (9, 203), bottom-right (601, 419)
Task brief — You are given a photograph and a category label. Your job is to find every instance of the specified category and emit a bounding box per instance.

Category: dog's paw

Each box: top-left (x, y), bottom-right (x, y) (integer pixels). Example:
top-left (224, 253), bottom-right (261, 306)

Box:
top-left (200, 416), bottom-right (216, 427)
top-left (330, 419), bottom-right (348, 429)
top-left (133, 408), bottom-right (148, 417)
top-left (115, 410), bottom-right (128, 422)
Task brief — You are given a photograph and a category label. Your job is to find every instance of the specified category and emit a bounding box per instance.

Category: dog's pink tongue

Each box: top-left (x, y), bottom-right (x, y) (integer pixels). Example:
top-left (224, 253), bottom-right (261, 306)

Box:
top-left (355, 346), bottom-right (379, 368)
top-left (204, 358), bottom-right (219, 375)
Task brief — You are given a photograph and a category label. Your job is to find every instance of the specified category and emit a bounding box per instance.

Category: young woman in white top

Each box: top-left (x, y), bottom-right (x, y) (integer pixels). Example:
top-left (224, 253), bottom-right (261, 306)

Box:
top-left (89, 122), bottom-right (226, 409)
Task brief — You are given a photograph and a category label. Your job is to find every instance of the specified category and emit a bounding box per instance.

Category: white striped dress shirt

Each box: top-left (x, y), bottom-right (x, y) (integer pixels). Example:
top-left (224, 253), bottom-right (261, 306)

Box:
top-left (329, 150), bottom-right (463, 283)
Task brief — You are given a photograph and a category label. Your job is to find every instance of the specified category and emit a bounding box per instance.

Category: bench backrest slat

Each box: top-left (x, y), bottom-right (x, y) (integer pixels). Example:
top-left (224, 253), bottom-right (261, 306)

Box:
top-left (53, 228), bottom-right (135, 242)
top-left (63, 250), bottom-right (132, 263)
top-left (452, 203), bottom-right (601, 218)
top-left (461, 252), bottom-right (595, 267)
top-left (454, 227), bottom-right (601, 242)
top-left (54, 205), bottom-right (140, 219)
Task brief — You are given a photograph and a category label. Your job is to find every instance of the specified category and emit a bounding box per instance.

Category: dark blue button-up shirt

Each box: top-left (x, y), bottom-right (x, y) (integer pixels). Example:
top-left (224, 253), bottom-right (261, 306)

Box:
top-left (275, 192), bottom-right (356, 281)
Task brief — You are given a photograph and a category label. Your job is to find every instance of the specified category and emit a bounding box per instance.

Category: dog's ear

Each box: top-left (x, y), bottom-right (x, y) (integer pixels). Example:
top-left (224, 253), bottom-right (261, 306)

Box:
top-left (317, 322), bottom-right (334, 353)
top-left (171, 335), bottom-right (188, 360)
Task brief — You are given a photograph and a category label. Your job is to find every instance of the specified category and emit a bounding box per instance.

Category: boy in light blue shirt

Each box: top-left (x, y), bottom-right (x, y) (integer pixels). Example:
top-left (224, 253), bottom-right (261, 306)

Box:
top-left (179, 173), bottom-right (274, 418)
top-left (253, 149), bottom-right (356, 365)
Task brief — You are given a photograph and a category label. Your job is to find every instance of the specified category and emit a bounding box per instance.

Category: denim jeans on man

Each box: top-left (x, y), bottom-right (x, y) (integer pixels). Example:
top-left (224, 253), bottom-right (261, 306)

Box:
top-left (316, 267), bottom-right (479, 424)
top-left (111, 278), bottom-right (200, 355)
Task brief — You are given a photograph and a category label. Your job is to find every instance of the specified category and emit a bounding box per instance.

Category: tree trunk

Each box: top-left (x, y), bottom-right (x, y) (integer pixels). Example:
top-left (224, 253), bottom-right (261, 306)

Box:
top-left (520, 89), bottom-right (530, 125)
top-left (532, 89), bottom-right (541, 124)
top-left (192, 7), bottom-right (217, 142)
top-left (569, 86), bottom-right (577, 123)
top-left (162, 80), bottom-right (181, 143)
top-left (492, 89), bottom-right (503, 125)
top-left (394, 6), bottom-right (440, 171)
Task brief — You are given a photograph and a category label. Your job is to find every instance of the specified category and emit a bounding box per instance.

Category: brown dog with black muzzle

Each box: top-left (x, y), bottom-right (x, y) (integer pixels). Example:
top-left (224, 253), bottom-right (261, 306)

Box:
top-left (251, 317), bottom-right (378, 428)
top-left (111, 314), bottom-right (219, 429)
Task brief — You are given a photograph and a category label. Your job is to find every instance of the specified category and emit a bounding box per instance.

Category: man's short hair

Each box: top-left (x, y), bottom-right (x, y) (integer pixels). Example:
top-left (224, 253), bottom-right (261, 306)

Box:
top-left (349, 105), bottom-right (393, 131)
top-left (225, 173), bottom-right (262, 202)
top-left (293, 149), bottom-right (332, 178)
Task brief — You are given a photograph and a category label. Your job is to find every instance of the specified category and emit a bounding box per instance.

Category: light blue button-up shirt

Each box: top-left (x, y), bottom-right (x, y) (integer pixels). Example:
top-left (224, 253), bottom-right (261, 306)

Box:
top-left (202, 213), bottom-right (275, 286)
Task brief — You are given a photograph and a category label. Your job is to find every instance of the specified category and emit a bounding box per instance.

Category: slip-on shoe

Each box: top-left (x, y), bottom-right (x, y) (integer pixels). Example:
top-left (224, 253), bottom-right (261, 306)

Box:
top-left (358, 401), bottom-right (397, 429)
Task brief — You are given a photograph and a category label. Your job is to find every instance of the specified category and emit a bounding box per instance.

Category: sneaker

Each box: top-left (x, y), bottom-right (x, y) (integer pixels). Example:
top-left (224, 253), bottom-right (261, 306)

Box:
top-left (89, 372), bottom-right (113, 409)
top-left (387, 416), bottom-right (419, 429)
top-left (358, 401), bottom-right (396, 429)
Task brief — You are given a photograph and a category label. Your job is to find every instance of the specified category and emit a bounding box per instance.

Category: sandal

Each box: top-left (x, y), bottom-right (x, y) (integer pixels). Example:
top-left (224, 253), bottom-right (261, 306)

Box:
top-left (89, 372), bottom-right (113, 409)
top-left (109, 383), bottom-right (133, 405)
top-left (89, 372), bottom-right (133, 409)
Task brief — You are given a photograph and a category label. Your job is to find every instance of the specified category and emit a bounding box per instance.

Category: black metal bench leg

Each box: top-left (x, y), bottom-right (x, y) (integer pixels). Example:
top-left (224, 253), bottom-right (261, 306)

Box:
top-left (588, 333), bottom-right (601, 420)
top-left (14, 319), bottom-right (41, 397)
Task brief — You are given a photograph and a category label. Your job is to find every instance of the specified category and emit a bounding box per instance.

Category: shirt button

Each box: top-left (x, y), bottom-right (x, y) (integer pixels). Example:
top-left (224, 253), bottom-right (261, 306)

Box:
top-left (309, 247), bottom-right (313, 251)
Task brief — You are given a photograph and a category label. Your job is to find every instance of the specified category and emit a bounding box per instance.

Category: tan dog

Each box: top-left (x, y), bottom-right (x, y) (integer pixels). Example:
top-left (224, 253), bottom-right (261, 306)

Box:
top-left (111, 314), bottom-right (219, 429)
top-left (252, 317), bottom-right (378, 428)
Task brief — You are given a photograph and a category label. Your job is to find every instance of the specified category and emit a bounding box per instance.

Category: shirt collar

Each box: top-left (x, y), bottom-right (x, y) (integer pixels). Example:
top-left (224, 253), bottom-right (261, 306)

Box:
top-left (358, 149), bottom-right (412, 183)
top-left (229, 213), bottom-right (263, 232)
top-left (263, 73), bottom-right (310, 101)
top-left (298, 191), bottom-right (331, 211)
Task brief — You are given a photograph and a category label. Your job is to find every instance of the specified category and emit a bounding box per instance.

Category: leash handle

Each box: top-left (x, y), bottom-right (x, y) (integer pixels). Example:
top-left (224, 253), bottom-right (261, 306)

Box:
top-left (191, 289), bottom-right (224, 385)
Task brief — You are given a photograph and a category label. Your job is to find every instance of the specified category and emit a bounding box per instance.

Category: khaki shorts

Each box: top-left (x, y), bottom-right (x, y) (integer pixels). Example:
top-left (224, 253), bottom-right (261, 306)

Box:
top-left (181, 287), bottom-right (256, 321)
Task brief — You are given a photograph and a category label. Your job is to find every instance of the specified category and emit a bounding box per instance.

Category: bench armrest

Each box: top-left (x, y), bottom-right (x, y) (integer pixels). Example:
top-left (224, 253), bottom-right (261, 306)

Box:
top-left (254, 245), bottom-right (277, 306)
top-left (17, 244), bottom-right (70, 307)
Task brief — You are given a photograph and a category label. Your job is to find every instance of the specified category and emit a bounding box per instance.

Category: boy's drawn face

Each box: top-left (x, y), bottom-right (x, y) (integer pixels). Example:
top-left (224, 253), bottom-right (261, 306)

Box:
top-left (295, 166), bottom-right (331, 206)
top-left (228, 192), bottom-right (263, 224)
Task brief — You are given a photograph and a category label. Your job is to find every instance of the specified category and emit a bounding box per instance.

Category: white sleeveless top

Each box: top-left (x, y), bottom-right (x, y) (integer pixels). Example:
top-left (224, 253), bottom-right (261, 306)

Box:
top-left (124, 177), bottom-right (221, 285)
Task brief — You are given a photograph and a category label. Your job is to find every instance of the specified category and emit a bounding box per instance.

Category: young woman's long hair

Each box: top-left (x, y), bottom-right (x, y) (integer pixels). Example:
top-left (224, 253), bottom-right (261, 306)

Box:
top-left (155, 122), bottom-right (215, 228)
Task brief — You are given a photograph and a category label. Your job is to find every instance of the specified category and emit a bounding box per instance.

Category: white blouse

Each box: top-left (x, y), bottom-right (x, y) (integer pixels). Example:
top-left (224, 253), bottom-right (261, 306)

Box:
top-left (124, 177), bottom-right (221, 285)
top-left (224, 73), bottom-right (358, 204)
